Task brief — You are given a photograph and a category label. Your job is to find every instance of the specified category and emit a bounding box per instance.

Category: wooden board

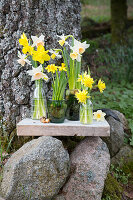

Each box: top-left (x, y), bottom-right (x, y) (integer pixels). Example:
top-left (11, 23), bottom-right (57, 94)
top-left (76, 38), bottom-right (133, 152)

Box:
top-left (17, 118), bottom-right (110, 137)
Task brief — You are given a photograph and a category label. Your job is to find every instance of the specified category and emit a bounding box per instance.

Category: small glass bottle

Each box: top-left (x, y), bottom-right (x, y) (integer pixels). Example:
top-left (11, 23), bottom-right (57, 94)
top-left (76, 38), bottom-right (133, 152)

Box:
top-left (80, 99), bottom-right (93, 124)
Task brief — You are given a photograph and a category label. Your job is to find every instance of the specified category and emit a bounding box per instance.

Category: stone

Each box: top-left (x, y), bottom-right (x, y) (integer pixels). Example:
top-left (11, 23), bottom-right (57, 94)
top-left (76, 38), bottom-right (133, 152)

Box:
top-left (55, 137), bottom-right (110, 200)
top-left (17, 118), bottom-right (110, 137)
top-left (111, 145), bottom-right (133, 165)
top-left (112, 110), bottom-right (129, 131)
top-left (102, 115), bottom-right (125, 157)
top-left (0, 136), bottom-right (70, 200)
top-left (0, 0), bottom-right (81, 136)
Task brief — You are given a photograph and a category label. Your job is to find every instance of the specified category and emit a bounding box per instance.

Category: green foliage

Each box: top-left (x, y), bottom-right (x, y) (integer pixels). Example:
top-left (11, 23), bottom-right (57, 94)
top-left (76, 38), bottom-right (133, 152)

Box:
top-left (92, 82), bottom-right (133, 145)
top-left (102, 173), bottom-right (123, 200)
top-left (110, 164), bottom-right (130, 185)
top-left (95, 45), bottom-right (133, 83)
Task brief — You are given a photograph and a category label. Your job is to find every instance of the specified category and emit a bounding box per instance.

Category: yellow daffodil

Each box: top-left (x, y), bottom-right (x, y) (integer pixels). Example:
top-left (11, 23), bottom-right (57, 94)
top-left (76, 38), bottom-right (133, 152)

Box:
top-left (32, 45), bottom-right (50, 64)
top-left (58, 63), bottom-right (67, 71)
top-left (22, 45), bottom-right (34, 55)
top-left (17, 51), bottom-right (31, 66)
top-left (83, 75), bottom-right (94, 89)
top-left (75, 90), bottom-right (90, 104)
top-left (27, 65), bottom-right (49, 81)
top-left (31, 34), bottom-right (45, 47)
top-left (98, 79), bottom-right (106, 93)
top-left (45, 64), bottom-right (58, 73)
top-left (93, 110), bottom-right (106, 121)
top-left (77, 74), bottom-right (83, 82)
top-left (19, 33), bottom-right (29, 47)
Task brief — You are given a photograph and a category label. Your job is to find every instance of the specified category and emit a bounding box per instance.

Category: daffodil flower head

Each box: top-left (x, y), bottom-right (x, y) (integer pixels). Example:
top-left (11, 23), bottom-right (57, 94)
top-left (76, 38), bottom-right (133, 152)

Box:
top-left (75, 90), bottom-right (90, 104)
top-left (19, 32), bottom-right (29, 47)
top-left (98, 79), bottom-right (106, 93)
top-left (45, 64), bottom-right (58, 73)
top-left (73, 39), bottom-right (90, 54)
top-left (17, 51), bottom-right (31, 66)
top-left (58, 63), bottom-right (67, 71)
top-left (93, 110), bottom-right (106, 121)
top-left (49, 50), bottom-right (62, 60)
top-left (27, 65), bottom-right (49, 82)
top-left (82, 75), bottom-right (94, 89)
top-left (77, 74), bottom-right (83, 82)
top-left (58, 34), bottom-right (68, 46)
top-left (31, 34), bottom-right (45, 47)
top-left (22, 45), bottom-right (34, 55)
top-left (32, 45), bottom-right (50, 64)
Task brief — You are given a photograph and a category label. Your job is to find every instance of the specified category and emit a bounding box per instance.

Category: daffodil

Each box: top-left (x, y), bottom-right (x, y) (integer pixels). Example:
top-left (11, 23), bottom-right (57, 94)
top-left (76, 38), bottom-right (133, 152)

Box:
top-left (77, 74), bottom-right (83, 82)
top-left (75, 90), bottom-right (90, 104)
top-left (31, 34), bottom-right (45, 47)
top-left (70, 50), bottom-right (82, 62)
top-left (83, 75), bottom-right (94, 89)
top-left (93, 110), bottom-right (106, 121)
top-left (27, 65), bottom-right (48, 81)
top-left (58, 63), bottom-right (67, 71)
top-left (58, 34), bottom-right (68, 46)
top-left (22, 45), bottom-right (34, 55)
top-left (32, 45), bottom-right (50, 64)
top-left (98, 79), bottom-right (106, 93)
top-left (45, 64), bottom-right (58, 73)
top-left (17, 51), bottom-right (31, 66)
top-left (19, 33), bottom-right (29, 47)
top-left (73, 39), bottom-right (90, 54)
top-left (49, 49), bottom-right (62, 59)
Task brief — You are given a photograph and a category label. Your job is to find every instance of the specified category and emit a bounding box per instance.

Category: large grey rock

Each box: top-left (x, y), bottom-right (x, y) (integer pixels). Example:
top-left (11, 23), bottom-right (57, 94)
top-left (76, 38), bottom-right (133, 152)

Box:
top-left (55, 137), bottom-right (110, 200)
top-left (111, 145), bottom-right (133, 165)
top-left (0, 136), bottom-right (70, 200)
top-left (112, 110), bottom-right (129, 131)
top-left (0, 0), bottom-right (81, 135)
top-left (103, 115), bottom-right (125, 157)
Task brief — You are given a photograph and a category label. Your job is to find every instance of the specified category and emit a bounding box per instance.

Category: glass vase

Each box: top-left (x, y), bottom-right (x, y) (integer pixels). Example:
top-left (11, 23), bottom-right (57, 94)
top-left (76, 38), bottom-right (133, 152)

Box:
top-left (66, 89), bottom-right (79, 121)
top-left (31, 79), bottom-right (47, 120)
top-left (47, 100), bottom-right (67, 123)
top-left (80, 99), bottom-right (93, 124)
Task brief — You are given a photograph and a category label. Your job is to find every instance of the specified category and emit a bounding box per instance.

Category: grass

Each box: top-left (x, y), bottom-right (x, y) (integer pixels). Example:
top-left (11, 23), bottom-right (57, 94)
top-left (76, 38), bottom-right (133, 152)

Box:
top-left (81, 0), bottom-right (133, 23)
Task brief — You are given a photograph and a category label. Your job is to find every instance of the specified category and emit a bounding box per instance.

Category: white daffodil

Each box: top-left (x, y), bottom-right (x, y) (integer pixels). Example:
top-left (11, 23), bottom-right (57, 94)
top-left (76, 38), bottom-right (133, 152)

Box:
top-left (49, 49), bottom-right (62, 59)
top-left (70, 46), bottom-right (82, 62)
top-left (17, 51), bottom-right (31, 66)
top-left (31, 34), bottom-right (45, 47)
top-left (72, 39), bottom-right (90, 54)
top-left (27, 65), bottom-right (49, 82)
top-left (93, 110), bottom-right (106, 122)
top-left (57, 34), bottom-right (68, 46)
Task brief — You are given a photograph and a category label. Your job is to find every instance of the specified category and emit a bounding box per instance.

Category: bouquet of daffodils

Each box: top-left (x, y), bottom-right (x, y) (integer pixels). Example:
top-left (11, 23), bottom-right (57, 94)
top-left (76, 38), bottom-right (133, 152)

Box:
top-left (51, 34), bottom-right (90, 91)
top-left (18, 33), bottom-right (50, 119)
top-left (45, 63), bottom-right (67, 100)
top-left (75, 70), bottom-right (106, 124)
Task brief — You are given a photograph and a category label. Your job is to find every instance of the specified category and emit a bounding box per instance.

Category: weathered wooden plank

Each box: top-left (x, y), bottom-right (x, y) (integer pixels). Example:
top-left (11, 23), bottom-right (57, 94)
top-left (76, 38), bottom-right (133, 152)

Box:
top-left (17, 118), bottom-right (110, 137)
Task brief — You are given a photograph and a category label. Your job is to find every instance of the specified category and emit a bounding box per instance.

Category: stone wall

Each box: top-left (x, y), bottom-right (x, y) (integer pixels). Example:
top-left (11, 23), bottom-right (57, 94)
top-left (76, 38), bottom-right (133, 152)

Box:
top-left (0, 0), bottom-right (81, 135)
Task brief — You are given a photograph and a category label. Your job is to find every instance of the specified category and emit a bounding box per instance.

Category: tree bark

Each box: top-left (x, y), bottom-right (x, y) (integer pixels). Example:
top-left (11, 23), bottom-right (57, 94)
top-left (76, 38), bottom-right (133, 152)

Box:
top-left (0, 0), bottom-right (81, 137)
top-left (111, 0), bottom-right (127, 44)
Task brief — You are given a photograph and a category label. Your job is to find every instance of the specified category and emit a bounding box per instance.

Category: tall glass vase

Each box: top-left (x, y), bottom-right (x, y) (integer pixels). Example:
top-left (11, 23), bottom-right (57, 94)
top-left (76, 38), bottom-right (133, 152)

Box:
top-left (31, 79), bottom-right (47, 120)
top-left (66, 89), bottom-right (80, 121)
top-left (80, 99), bottom-right (93, 124)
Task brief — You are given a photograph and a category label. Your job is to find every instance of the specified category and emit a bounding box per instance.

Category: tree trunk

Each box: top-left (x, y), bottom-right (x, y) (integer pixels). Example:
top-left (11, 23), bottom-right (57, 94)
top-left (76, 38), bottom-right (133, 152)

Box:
top-left (0, 0), bottom-right (81, 138)
top-left (111, 0), bottom-right (127, 44)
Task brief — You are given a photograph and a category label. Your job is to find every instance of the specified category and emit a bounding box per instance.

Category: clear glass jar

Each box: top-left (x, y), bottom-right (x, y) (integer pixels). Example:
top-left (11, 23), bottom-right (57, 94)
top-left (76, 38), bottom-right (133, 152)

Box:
top-left (80, 99), bottom-right (93, 124)
top-left (47, 100), bottom-right (67, 123)
top-left (31, 79), bottom-right (47, 120)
